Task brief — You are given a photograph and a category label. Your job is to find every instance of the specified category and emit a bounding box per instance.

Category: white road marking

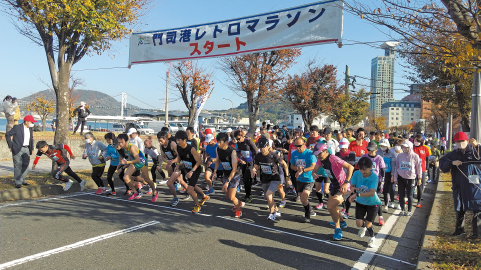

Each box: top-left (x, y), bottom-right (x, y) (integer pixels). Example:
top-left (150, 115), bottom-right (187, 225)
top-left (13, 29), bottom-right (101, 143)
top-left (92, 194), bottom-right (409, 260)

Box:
top-left (0, 192), bottom-right (94, 208)
top-left (0, 220), bottom-right (159, 269)
top-left (351, 210), bottom-right (404, 270)
top-left (89, 194), bottom-right (416, 266)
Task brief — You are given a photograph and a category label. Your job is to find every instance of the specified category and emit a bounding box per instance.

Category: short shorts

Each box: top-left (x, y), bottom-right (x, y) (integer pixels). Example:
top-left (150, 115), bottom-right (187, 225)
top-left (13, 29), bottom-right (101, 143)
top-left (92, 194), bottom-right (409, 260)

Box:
top-left (262, 181), bottom-right (281, 194)
top-left (223, 174), bottom-right (241, 189)
top-left (315, 176), bottom-right (330, 184)
top-left (133, 162), bottom-right (145, 170)
top-left (206, 167), bottom-right (224, 177)
top-left (296, 181), bottom-right (314, 193)
top-left (355, 202), bottom-right (378, 223)
top-left (181, 167), bottom-right (202, 187)
top-left (330, 188), bottom-right (351, 202)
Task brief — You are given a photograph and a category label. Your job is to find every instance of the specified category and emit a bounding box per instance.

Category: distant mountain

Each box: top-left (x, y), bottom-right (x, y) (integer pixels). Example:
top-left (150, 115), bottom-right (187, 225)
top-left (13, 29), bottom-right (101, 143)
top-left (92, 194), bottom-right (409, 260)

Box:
top-left (18, 89), bottom-right (156, 116)
top-left (210, 98), bottom-right (292, 123)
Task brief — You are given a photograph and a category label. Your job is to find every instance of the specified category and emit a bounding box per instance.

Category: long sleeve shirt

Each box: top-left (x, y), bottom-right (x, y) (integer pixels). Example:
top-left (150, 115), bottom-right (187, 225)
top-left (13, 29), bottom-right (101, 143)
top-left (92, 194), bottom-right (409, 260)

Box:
top-left (394, 151), bottom-right (422, 180)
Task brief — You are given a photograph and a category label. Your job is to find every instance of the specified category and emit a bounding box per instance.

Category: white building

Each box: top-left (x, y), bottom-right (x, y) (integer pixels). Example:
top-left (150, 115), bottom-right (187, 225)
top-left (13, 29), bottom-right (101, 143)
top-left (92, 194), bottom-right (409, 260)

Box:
top-left (370, 42), bottom-right (399, 117)
top-left (282, 113), bottom-right (341, 130)
top-left (382, 101), bottom-right (421, 127)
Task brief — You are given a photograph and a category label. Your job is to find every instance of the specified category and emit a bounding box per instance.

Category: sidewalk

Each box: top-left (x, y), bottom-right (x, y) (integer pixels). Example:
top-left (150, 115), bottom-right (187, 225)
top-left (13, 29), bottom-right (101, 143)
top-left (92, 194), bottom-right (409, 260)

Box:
top-left (0, 158), bottom-right (93, 177)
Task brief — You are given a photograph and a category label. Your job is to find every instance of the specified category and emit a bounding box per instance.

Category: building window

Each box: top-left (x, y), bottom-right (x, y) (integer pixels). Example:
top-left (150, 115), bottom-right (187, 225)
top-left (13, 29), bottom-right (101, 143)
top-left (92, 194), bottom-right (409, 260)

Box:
top-left (411, 113), bottom-right (414, 116)
top-left (411, 108), bottom-right (414, 111)
top-left (396, 117), bottom-right (398, 120)
top-left (396, 108), bottom-right (399, 110)
top-left (411, 118), bottom-right (414, 120)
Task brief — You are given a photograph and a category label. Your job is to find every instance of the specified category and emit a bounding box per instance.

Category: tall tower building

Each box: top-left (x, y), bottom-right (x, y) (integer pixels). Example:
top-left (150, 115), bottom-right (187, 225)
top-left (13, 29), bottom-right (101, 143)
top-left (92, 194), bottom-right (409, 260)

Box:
top-left (369, 42), bottom-right (399, 117)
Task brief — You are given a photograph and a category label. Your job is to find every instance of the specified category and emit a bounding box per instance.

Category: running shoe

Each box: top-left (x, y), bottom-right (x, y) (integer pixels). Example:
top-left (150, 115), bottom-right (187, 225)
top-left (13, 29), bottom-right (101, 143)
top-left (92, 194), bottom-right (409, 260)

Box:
top-left (205, 188), bottom-right (215, 195)
top-left (199, 195), bottom-right (210, 206)
top-left (316, 203), bottom-right (324, 210)
top-left (192, 204), bottom-right (201, 213)
top-left (358, 227), bottom-right (367, 238)
top-left (137, 182), bottom-right (143, 190)
top-left (451, 230), bottom-right (466, 236)
top-left (406, 211), bottom-right (412, 216)
top-left (304, 217), bottom-right (311, 223)
top-left (64, 180), bottom-right (74, 191)
top-left (102, 187), bottom-right (108, 194)
top-left (291, 189), bottom-right (297, 196)
top-left (237, 186), bottom-right (240, 192)
top-left (259, 190), bottom-right (265, 196)
top-left (240, 201), bottom-right (245, 207)
top-left (333, 228), bottom-right (343, 241)
top-left (151, 191), bottom-right (158, 202)
top-left (396, 204), bottom-right (402, 210)
top-left (171, 197), bottom-right (179, 206)
top-left (400, 211), bottom-right (406, 216)
top-left (368, 237), bottom-right (376, 248)
top-left (146, 188), bottom-right (153, 195)
top-left (329, 221), bottom-right (348, 228)
top-left (396, 194), bottom-right (399, 201)
top-left (239, 185), bottom-right (243, 190)
top-left (378, 216), bottom-right (385, 226)
top-left (383, 206), bottom-right (389, 213)
top-left (95, 187), bottom-right (103, 195)
top-left (179, 188), bottom-right (187, 194)
top-left (124, 190), bottom-right (132, 196)
top-left (416, 202), bottom-right (422, 208)
top-left (243, 195), bottom-right (253, 203)
top-left (235, 210), bottom-right (242, 218)
top-left (275, 211), bottom-right (281, 217)
top-left (106, 191), bottom-right (116, 196)
top-left (389, 202), bottom-right (395, 208)
top-left (157, 180), bottom-right (168, 185)
top-left (279, 200), bottom-right (287, 208)
top-left (310, 210), bottom-right (317, 217)
top-left (427, 179), bottom-right (432, 183)
top-left (182, 194), bottom-right (191, 201)
top-left (79, 180), bottom-right (87, 191)
top-left (128, 192), bottom-right (142, 200)
top-left (341, 211), bottom-right (349, 220)
top-left (267, 213), bottom-right (276, 221)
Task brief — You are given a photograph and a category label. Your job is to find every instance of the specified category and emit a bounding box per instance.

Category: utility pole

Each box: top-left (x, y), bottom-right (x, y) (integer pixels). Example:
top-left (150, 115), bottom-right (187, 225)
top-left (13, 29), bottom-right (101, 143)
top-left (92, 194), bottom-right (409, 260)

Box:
top-left (472, 69), bottom-right (481, 142)
top-left (121, 92), bottom-right (127, 117)
top-left (223, 98), bottom-right (233, 125)
top-left (345, 65), bottom-right (350, 95)
top-left (165, 63), bottom-right (171, 127)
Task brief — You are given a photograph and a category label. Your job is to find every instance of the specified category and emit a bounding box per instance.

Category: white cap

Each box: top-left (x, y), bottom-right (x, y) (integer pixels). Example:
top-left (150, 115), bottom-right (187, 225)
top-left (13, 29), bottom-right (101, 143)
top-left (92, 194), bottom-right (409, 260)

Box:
top-left (80, 101), bottom-right (86, 106)
top-left (127, 128), bottom-right (137, 135)
top-left (226, 128), bottom-right (233, 132)
top-left (379, 138), bottom-right (390, 147)
top-left (255, 128), bottom-right (260, 133)
top-left (205, 134), bottom-right (215, 143)
top-left (339, 138), bottom-right (349, 149)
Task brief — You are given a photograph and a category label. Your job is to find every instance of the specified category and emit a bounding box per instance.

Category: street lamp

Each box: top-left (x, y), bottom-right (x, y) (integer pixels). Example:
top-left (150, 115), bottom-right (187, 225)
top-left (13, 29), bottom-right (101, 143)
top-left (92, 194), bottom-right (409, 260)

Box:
top-left (223, 98), bottom-right (234, 125)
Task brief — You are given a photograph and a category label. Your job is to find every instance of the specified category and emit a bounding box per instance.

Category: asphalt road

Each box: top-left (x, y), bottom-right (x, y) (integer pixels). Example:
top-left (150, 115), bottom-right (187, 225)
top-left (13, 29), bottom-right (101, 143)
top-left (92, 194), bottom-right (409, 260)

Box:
top-left (0, 183), bottom-right (418, 270)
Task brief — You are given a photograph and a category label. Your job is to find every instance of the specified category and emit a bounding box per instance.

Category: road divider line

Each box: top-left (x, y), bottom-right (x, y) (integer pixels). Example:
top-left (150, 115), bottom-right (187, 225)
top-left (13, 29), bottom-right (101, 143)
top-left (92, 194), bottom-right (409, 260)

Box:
top-left (90, 193), bottom-right (415, 266)
top-left (0, 220), bottom-right (159, 270)
top-left (351, 209), bottom-right (405, 270)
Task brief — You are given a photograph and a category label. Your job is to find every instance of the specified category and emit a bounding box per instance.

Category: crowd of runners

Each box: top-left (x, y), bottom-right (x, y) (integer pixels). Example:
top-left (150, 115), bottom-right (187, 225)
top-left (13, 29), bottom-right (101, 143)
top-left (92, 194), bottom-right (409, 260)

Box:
top-left (32, 123), bottom-right (466, 247)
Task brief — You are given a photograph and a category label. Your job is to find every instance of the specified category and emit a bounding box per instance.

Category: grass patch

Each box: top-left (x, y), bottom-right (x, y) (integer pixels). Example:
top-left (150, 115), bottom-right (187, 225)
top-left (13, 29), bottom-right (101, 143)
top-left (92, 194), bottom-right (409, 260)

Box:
top-left (431, 173), bottom-right (481, 269)
top-left (0, 170), bottom-right (96, 190)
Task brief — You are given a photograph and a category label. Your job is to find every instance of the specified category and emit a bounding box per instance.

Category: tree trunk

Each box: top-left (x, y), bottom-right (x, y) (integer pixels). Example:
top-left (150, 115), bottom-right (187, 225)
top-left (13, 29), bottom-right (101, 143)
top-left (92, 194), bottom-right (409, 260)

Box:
top-left (54, 65), bottom-right (71, 145)
top-left (247, 92), bottom-right (259, 135)
top-left (188, 107), bottom-right (196, 127)
top-left (42, 118), bottom-right (46, 131)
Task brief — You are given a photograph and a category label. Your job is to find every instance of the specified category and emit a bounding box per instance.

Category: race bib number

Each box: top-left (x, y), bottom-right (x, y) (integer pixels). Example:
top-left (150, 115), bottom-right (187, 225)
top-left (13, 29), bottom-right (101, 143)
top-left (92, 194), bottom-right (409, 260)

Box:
top-left (295, 159), bottom-right (306, 168)
top-left (310, 144), bottom-right (316, 149)
top-left (325, 169), bottom-right (333, 179)
top-left (261, 165), bottom-right (273, 174)
top-left (50, 155), bottom-right (59, 161)
top-left (182, 161), bottom-right (193, 170)
top-left (358, 185), bottom-right (369, 193)
top-left (165, 151), bottom-right (174, 160)
top-left (400, 161), bottom-right (411, 170)
top-left (241, 151), bottom-right (250, 159)
top-left (372, 163), bottom-right (377, 170)
top-left (428, 156), bottom-right (436, 161)
top-left (221, 162), bottom-right (232, 170)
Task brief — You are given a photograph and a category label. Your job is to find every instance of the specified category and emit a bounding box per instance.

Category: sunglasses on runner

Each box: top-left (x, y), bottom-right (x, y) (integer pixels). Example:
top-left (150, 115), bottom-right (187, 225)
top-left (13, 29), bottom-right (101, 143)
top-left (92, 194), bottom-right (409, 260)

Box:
top-left (295, 144), bottom-right (304, 148)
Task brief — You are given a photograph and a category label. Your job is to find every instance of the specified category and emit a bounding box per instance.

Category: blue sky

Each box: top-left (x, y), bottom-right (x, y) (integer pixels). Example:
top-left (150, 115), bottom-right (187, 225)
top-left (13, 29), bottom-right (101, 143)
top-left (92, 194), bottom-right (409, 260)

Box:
top-left (0, 0), bottom-right (411, 112)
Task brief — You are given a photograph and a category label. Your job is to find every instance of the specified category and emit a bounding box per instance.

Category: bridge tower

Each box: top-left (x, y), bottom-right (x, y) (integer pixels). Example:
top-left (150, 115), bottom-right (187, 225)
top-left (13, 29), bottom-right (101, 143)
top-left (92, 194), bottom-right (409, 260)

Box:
top-left (121, 92), bottom-right (127, 117)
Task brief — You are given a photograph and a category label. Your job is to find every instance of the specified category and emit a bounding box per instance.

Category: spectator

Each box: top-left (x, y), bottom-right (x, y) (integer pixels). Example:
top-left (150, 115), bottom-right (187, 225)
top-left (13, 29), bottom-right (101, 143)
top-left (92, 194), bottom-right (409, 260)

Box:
top-left (3, 95), bottom-right (16, 132)
top-left (439, 132), bottom-right (481, 239)
top-left (12, 98), bottom-right (21, 125)
top-left (72, 101), bottom-right (91, 135)
top-left (5, 115), bottom-right (36, 188)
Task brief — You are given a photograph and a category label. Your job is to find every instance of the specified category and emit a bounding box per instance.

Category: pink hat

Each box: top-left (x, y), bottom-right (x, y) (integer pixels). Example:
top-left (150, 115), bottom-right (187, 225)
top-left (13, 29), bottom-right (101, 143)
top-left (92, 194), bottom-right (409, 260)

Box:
top-left (339, 138), bottom-right (349, 149)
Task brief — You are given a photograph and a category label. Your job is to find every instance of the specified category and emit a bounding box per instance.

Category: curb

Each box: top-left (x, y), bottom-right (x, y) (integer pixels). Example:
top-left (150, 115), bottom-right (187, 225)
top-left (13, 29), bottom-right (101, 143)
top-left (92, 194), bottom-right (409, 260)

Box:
top-left (417, 179), bottom-right (444, 269)
top-left (0, 178), bottom-right (127, 202)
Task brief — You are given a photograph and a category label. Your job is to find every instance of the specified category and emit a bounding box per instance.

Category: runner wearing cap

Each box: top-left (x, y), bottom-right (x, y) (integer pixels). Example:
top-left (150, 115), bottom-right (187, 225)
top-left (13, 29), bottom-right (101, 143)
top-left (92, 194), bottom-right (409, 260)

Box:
top-left (312, 140), bottom-right (333, 210)
top-left (312, 142), bottom-right (354, 240)
top-left (290, 137), bottom-right (317, 223)
top-left (254, 136), bottom-right (290, 221)
top-left (335, 138), bottom-right (356, 217)
top-left (234, 129), bottom-right (257, 203)
top-left (394, 140), bottom-right (422, 216)
top-left (128, 128), bottom-right (144, 153)
top-left (82, 132), bottom-right (108, 195)
top-left (362, 141), bottom-right (386, 225)
top-left (412, 134), bottom-right (431, 208)
top-left (214, 132), bottom-right (244, 218)
top-left (226, 128), bottom-right (233, 141)
top-left (349, 157), bottom-right (383, 248)
top-left (379, 138), bottom-right (397, 212)
top-left (287, 130), bottom-right (304, 201)
top-left (204, 133), bottom-right (221, 195)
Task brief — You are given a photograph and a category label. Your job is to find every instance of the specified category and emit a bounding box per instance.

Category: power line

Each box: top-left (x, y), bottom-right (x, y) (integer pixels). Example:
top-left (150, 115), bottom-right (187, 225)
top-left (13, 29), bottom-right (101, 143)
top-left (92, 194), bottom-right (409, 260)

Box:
top-left (72, 66), bottom-right (129, 72)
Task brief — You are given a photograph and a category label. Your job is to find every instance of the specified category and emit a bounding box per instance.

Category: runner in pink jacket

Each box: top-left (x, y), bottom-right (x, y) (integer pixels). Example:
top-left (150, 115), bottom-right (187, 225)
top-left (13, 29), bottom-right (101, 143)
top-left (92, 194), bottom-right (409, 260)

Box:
top-left (394, 140), bottom-right (422, 215)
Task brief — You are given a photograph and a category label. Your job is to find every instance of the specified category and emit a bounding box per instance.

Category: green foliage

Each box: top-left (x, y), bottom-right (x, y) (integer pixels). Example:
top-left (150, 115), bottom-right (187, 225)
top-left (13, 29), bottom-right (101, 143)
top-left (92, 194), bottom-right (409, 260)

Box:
top-left (329, 89), bottom-right (370, 129)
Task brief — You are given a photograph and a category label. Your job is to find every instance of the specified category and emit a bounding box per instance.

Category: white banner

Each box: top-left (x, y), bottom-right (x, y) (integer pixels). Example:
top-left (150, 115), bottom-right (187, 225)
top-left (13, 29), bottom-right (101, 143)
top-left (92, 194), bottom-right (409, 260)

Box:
top-left (129, 0), bottom-right (343, 66)
top-left (193, 94), bottom-right (209, 136)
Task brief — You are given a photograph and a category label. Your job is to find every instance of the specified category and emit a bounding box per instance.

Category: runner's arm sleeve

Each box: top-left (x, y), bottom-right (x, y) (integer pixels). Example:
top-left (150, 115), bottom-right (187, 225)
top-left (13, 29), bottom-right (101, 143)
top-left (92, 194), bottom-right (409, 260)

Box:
top-left (379, 167), bottom-right (385, 179)
top-left (33, 155), bottom-right (41, 165)
top-left (63, 145), bottom-right (74, 156)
